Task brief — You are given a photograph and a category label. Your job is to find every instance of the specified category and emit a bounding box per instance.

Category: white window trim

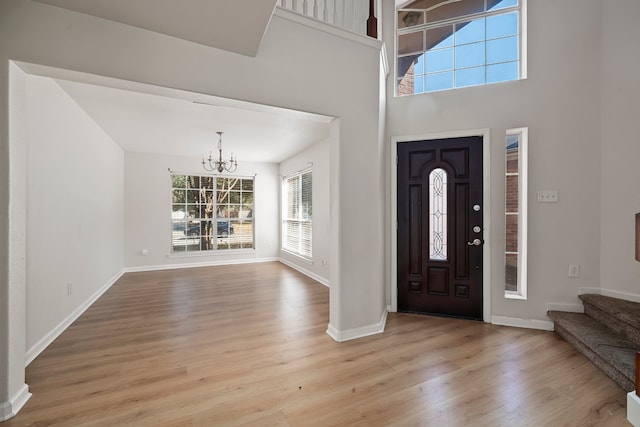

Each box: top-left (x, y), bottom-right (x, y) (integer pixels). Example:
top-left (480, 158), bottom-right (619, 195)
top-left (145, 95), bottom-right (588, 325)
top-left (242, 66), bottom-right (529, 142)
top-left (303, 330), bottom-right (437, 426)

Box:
top-left (504, 127), bottom-right (528, 300)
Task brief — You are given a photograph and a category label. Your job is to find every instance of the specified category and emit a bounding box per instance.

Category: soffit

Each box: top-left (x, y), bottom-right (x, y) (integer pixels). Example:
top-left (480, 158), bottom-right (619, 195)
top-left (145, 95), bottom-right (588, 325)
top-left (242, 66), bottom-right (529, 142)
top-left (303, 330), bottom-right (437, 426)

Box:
top-left (33, 0), bottom-right (278, 57)
top-left (53, 77), bottom-right (332, 164)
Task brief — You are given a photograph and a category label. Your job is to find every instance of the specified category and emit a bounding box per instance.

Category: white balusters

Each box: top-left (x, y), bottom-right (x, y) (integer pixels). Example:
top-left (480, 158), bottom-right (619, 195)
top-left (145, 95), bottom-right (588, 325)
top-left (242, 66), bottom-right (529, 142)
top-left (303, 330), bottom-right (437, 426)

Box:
top-left (279, 0), bottom-right (371, 37)
top-left (341, 0), bottom-right (346, 28)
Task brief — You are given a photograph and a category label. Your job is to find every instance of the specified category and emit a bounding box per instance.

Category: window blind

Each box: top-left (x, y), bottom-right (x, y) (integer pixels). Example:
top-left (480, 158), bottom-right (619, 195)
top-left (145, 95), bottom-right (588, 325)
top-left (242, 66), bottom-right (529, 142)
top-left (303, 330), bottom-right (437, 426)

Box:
top-left (284, 171), bottom-right (312, 257)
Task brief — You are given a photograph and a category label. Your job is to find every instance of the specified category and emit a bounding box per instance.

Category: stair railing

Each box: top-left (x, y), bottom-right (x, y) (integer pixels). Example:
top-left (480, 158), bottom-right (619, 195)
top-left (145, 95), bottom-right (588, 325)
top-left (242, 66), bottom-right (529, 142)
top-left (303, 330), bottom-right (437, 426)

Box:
top-left (278, 0), bottom-right (376, 38)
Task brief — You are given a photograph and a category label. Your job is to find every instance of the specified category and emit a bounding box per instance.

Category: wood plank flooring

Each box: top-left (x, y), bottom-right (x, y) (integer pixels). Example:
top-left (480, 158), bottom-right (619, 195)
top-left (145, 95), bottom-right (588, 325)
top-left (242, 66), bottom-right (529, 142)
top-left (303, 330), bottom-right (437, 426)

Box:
top-left (4, 262), bottom-right (630, 426)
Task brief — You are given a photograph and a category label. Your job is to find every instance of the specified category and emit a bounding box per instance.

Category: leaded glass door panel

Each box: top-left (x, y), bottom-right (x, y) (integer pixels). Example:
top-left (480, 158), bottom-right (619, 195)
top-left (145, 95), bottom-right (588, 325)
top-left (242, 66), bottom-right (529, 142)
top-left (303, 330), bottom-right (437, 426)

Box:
top-left (397, 136), bottom-right (483, 320)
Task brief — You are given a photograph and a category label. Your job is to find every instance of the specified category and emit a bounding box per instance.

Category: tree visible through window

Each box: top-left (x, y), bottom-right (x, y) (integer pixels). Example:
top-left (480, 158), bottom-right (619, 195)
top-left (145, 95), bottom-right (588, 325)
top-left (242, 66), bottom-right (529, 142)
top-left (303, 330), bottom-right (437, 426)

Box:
top-left (283, 171), bottom-right (312, 258)
top-left (171, 174), bottom-right (254, 252)
top-left (397, 0), bottom-right (523, 95)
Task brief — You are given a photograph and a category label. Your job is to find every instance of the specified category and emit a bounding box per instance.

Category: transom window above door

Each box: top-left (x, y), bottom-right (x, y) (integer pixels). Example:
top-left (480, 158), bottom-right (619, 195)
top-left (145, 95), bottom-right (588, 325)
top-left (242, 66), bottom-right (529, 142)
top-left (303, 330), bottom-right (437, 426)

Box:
top-left (396, 0), bottom-right (525, 96)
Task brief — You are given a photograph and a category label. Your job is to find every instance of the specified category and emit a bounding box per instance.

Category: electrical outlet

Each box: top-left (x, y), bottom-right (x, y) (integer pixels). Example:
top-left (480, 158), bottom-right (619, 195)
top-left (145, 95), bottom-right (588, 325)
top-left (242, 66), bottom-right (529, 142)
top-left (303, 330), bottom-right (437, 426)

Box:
top-left (568, 264), bottom-right (580, 278)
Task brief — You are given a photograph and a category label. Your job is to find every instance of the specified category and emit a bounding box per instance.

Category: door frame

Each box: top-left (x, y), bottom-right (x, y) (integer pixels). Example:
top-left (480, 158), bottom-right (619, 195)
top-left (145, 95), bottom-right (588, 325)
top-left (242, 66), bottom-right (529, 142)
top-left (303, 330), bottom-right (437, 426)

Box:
top-left (390, 128), bottom-right (491, 323)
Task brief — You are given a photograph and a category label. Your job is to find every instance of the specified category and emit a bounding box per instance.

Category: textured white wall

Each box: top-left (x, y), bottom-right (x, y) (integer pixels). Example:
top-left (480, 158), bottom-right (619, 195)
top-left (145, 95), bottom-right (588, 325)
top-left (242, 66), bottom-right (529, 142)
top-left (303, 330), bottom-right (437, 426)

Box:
top-left (124, 152), bottom-right (280, 269)
top-left (25, 75), bottom-right (125, 351)
top-left (383, 0), bottom-right (604, 321)
top-left (600, 0), bottom-right (640, 296)
top-left (279, 136), bottom-right (331, 284)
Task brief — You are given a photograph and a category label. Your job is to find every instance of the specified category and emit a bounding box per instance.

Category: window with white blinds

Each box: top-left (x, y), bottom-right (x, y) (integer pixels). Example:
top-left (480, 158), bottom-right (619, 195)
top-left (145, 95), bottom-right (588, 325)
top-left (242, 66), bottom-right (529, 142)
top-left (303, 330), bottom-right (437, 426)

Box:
top-left (283, 171), bottom-right (312, 258)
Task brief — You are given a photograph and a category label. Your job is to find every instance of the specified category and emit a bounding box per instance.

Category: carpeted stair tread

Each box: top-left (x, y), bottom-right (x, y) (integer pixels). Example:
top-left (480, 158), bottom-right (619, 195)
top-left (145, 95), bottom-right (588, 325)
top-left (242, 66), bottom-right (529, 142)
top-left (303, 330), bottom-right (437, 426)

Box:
top-left (580, 294), bottom-right (640, 328)
top-left (547, 310), bottom-right (638, 390)
top-left (580, 294), bottom-right (640, 345)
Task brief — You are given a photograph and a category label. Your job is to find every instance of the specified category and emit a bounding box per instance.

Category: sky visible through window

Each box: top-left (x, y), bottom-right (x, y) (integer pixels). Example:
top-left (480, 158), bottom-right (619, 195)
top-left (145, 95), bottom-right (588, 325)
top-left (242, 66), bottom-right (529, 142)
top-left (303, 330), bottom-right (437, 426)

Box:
top-left (398, 0), bottom-right (520, 95)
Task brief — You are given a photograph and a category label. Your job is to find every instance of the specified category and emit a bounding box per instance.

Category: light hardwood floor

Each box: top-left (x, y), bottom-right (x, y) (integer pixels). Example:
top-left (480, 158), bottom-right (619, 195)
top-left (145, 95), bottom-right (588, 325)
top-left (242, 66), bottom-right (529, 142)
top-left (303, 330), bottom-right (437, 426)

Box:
top-left (4, 262), bottom-right (630, 426)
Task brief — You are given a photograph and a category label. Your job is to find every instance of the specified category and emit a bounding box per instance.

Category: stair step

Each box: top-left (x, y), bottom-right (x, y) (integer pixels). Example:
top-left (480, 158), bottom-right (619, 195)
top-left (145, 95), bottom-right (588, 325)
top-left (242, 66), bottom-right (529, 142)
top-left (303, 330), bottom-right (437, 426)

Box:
top-left (547, 310), bottom-right (638, 391)
top-left (580, 294), bottom-right (640, 346)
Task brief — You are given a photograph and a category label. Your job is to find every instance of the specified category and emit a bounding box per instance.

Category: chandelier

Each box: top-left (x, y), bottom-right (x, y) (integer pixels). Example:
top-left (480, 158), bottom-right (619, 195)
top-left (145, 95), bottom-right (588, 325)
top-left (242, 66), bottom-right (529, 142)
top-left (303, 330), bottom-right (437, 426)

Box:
top-left (202, 131), bottom-right (238, 173)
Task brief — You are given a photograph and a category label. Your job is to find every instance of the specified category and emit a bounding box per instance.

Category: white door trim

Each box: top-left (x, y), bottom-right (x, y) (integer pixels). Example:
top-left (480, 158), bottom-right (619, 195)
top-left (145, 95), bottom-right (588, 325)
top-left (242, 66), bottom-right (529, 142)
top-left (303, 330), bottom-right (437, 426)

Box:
top-left (390, 128), bottom-right (491, 323)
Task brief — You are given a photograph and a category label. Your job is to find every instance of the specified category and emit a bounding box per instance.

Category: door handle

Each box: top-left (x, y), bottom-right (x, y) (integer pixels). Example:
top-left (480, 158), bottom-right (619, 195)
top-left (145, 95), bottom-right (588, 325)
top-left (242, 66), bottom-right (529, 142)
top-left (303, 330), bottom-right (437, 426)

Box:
top-left (467, 238), bottom-right (482, 246)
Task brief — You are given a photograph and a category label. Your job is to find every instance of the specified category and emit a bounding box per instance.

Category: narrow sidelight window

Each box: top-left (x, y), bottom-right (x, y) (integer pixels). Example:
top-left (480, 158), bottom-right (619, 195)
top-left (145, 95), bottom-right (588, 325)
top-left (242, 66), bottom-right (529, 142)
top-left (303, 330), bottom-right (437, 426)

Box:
top-left (504, 128), bottom-right (527, 299)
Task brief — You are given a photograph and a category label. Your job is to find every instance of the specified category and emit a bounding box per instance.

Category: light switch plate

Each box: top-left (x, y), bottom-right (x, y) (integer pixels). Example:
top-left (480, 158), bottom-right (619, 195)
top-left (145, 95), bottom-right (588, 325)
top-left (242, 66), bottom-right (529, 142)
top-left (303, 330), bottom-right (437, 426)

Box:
top-left (537, 190), bottom-right (558, 203)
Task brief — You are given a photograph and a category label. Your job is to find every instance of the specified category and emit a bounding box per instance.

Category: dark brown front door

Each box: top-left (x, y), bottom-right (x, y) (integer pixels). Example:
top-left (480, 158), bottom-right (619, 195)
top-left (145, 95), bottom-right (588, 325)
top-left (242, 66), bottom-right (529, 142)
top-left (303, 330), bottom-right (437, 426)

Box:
top-left (397, 136), bottom-right (483, 320)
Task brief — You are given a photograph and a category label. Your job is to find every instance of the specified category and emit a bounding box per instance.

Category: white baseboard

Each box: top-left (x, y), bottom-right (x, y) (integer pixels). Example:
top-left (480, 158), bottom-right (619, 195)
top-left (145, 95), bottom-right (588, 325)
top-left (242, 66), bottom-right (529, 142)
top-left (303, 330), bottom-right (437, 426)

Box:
top-left (547, 302), bottom-right (584, 313)
top-left (278, 257), bottom-right (330, 287)
top-left (491, 315), bottom-right (554, 331)
top-left (0, 384), bottom-right (31, 422)
top-left (123, 257), bottom-right (279, 273)
top-left (629, 392), bottom-right (640, 426)
top-left (326, 310), bottom-right (388, 342)
top-left (580, 287), bottom-right (640, 303)
top-left (25, 270), bottom-right (124, 366)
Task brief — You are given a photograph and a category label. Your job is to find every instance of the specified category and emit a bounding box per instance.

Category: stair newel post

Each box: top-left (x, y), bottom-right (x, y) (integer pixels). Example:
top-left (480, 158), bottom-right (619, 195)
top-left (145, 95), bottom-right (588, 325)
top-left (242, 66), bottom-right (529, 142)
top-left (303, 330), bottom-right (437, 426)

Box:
top-left (636, 352), bottom-right (640, 397)
top-left (367, 0), bottom-right (377, 38)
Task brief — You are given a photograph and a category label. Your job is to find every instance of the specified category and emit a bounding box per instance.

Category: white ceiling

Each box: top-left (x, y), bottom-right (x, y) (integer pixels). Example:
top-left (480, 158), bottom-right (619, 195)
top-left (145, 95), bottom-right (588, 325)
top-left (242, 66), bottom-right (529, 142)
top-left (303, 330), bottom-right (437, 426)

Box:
top-left (53, 77), bottom-right (332, 164)
top-left (33, 0), bottom-right (278, 57)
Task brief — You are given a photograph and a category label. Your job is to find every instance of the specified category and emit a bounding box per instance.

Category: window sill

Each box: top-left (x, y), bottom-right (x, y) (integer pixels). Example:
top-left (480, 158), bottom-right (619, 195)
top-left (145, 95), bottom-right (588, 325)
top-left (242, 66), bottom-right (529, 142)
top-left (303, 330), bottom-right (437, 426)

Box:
top-left (504, 290), bottom-right (527, 300)
top-left (280, 249), bottom-right (313, 265)
top-left (167, 248), bottom-right (256, 259)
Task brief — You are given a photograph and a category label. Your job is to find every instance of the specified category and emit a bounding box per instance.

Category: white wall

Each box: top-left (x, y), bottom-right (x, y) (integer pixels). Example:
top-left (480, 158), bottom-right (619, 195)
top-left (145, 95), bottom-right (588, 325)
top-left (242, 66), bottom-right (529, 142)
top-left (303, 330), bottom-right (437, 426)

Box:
top-left (124, 152), bottom-right (280, 269)
top-left (0, 1), bottom-right (385, 408)
top-left (25, 75), bottom-right (125, 354)
top-left (600, 0), bottom-right (640, 297)
top-left (1, 61), bottom-right (30, 420)
top-left (279, 136), bottom-right (331, 284)
top-left (383, 0), bottom-right (603, 322)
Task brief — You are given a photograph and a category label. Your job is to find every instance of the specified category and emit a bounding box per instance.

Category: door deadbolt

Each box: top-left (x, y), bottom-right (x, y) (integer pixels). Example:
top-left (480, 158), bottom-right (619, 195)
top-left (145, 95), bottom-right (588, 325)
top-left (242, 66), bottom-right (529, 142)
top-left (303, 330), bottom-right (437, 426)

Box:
top-left (473, 226), bottom-right (481, 233)
top-left (473, 204), bottom-right (481, 212)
